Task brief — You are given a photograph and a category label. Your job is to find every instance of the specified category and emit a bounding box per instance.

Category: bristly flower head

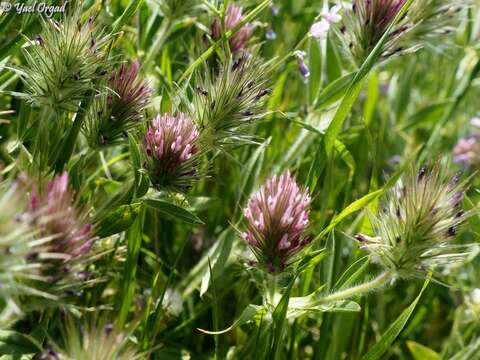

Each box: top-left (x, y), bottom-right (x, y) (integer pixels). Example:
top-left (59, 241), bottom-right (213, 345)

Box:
top-left (355, 162), bottom-right (474, 279)
top-left (337, 0), bottom-right (465, 65)
top-left (84, 61), bottom-right (151, 148)
top-left (143, 113), bottom-right (201, 192)
top-left (193, 54), bottom-right (271, 149)
top-left (19, 13), bottom-right (110, 112)
top-left (211, 3), bottom-right (256, 54)
top-left (39, 318), bottom-right (140, 360)
top-left (31, 172), bottom-right (94, 261)
top-left (453, 135), bottom-right (480, 169)
top-left (0, 179), bottom-right (47, 299)
top-left (241, 171), bottom-right (311, 273)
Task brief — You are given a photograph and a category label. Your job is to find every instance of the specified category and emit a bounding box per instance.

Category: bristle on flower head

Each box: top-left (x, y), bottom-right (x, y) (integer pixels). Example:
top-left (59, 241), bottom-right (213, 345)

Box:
top-left (143, 113), bottom-right (201, 192)
top-left (355, 162), bottom-right (474, 279)
top-left (241, 171), bottom-right (311, 273)
top-left (84, 61), bottom-right (151, 148)
top-left (211, 4), bottom-right (256, 54)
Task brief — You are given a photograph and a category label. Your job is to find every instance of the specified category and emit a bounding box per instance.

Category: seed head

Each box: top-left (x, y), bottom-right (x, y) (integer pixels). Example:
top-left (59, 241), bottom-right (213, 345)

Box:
top-left (211, 3), bottom-right (255, 54)
top-left (355, 162), bottom-right (474, 279)
top-left (39, 318), bottom-right (139, 360)
top-left (19, 14), bottom-right (110, 112)
top-left (241, 171), bottom-right (311, 273)
top-left (337, 0), bottom-right (464, 65)
top-left (193, 54), bottom-right (271, 149)
top-left (84, 61), bottom-right (151, 148)
top-left (143, 113), bottom-right (201, 192)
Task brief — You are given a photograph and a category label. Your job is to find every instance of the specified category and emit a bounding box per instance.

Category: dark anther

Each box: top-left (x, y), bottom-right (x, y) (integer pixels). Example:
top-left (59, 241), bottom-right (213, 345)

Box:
top-left (354, 234), bottom-right (367, 242)
top-left (26, 252), bottom-right (39, 261)
top-left (255, 88), bottom-right (271, 100)
top-left (417, 166), bottom-right (427, 181)
top-left (104, 323), bottom-right (114, 335)
top-left (196, 86), bottom-right (208, 96)
top-left (447, 226), bottom-right (457, 237)
top-left (35, 34), bottom-right (44, 46)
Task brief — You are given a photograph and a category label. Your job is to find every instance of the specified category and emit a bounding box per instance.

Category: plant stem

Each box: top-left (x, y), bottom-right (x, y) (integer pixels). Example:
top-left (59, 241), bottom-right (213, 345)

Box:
top-left (319, 271), bottom-right (392, 303)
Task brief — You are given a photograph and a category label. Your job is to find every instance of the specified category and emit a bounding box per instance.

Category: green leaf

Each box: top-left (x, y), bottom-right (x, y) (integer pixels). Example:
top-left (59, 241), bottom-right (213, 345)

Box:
top-left (319, 189), bottom-right (383, 239)
top-left (270, 276), bottom-right (296, 359)
top-left (144, 198), bottom-right (204, 225)
top-left (200, 228), bottom-right (235, 297)
top-left (398, 100), bottom-right (453, 131)
top-left (286, 299), bottom-right (361, 319)
top-left (198, 304), bottom-right (266, 335)
top-left (364, 72), bottom-right (379, 126)
top-left (112, 0), bottom-right (144, 33)
top-left (94, 203), bottom-right (142, 238)
top-left (128, 133), bottom-right (141, 170)
top-left (295, 249), bottom-right (327, 274)
top-left (117, 208), bottom-right (145, 327)
top-left (324, 0), bottom-right (414, 155)
top-left (0, 330), bottom-right (42, 355)
top-left (406, 341), bottom-right (441, 360)
top-left (361, 276), bottom-right (430, 360)
top-left (313, 72), bottom-right (356, 110)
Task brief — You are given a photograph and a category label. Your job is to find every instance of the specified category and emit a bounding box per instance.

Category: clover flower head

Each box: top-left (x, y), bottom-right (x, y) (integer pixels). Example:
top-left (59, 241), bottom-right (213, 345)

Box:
top-left (211, 3), bottom-right (255, 53)
top-left (241, 171), bottom-right (311, 273)
top-left (84, 61), bottom-right (151, 147)
top-left (143, 113), bottom-right (200, 192)
top-left (32, 172), bottom-right (94, 260)
top-left (355, 162), bottom-right (473, 279)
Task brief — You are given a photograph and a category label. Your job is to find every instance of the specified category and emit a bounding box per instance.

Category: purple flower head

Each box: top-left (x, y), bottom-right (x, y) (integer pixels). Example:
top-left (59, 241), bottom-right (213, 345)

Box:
top-left (453, 136), bottom-right (480, 168)
top-left (144, 113), bottom-right (200, 192)
top-left (85, 61), bottom-right (151, 148)
top-left (31, 172), bottom-right (93, 259)
top-left (108, 61), bottom-right (151, 124)
top-left (211, 4), bottom-right (256, 54)
top-left (241, 171), bottom-right (311, 273)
